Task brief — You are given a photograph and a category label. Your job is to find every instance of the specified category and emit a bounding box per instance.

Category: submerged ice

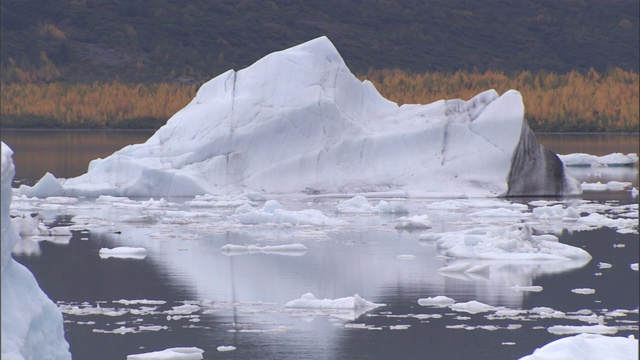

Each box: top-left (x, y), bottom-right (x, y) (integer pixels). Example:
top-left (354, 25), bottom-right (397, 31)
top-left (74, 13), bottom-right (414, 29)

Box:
top-left (20, 36), bottom-right (578, 198)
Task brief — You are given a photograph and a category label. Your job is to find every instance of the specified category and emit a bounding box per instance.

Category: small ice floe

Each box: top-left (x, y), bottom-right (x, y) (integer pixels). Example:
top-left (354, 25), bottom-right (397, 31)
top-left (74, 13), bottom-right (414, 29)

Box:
top-left (581, 181), bottom-right (632, 192)
top-left (519, 333), bottom-right (638, 360)
top-left (220, 243), bottom-right (307, 256)
top-left (417, 296), bottom-right (455, 307)
top-left (531, 205), bottom-right (580, 221)
top-left (559, 152), bottom-right (639, 167)
top-left (127, 347), bottom-right (204, 360)
top-left (284, 293), bottom-right (384, 310)
top-left (597, 262), bottom-right (613, 269)
top-left (469, 208), bottom-right (530, 218)
top-left (216, 346), bottom-right (236, 352)
top-left (511, 285), bottom-right (544, 292)
top-left (435, 225), bottom-right (592, 261)
top-left (93, 326), bottom-right (138, 335)
top-left (164, 304), bottom-right (200, 315)
top-left (631, 263), bottom-right (639, 271)
top-left (186, 193), bottom-right (256, 208)
top-left (114, 299), bottom-right (166, 306)
top-left (99, 247), bottom-right (147, 260)
top-left (547, 324), bottom-right (618, 335)
top-left (335, 196), bottom-right (408, 214)
top-left (389, 324), bottom-right (411, 330)
top-left (632, 187), bottom-right (639, 198)
top-left (450, 300), bottom-right (496, 314)
top-left (395, 214), bottom-right (431, 229)
top-left (571, 288), bottom-right (596, 295)
top-left (229, 200), bottom-right (345, 226)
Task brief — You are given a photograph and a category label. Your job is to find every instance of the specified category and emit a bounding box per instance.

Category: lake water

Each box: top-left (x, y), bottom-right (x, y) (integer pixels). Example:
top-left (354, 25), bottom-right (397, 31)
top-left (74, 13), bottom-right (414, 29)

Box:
top-left (2, 130), bottom-right (639, 360)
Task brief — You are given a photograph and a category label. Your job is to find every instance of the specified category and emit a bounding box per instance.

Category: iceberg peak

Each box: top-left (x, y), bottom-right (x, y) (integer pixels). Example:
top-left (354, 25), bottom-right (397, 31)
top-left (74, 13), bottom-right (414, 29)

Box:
top-left (20, 37), bottom-right (578, 198)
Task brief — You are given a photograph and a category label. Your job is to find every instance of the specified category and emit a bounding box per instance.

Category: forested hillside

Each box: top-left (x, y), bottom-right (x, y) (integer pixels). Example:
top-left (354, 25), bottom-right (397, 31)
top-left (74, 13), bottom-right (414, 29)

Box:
top-left (1, 0), bottom-right (638, 84)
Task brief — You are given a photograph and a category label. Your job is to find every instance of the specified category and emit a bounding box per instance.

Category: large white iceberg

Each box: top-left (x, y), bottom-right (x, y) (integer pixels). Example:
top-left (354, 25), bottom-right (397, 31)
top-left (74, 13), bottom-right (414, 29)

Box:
top-left (1, 142), bottom-right (71, 359)
top-left (20, 36), bottom-right (579, 198)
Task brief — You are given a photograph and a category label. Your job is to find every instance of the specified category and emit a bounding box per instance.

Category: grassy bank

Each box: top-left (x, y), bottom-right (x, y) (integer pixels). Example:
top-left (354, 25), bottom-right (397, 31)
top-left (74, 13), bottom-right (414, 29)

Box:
top-left (1, 68), bottom-right (638, 132)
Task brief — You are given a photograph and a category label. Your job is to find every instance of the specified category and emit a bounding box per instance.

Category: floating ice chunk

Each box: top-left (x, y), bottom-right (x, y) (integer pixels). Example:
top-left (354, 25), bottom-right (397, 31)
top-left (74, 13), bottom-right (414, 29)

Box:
top-left (220, 243), bottom-right (307, 256)
top-left (532, 205), bottom-right (580, 220)
top-left (94, 326), bottom-right (138, 335)
top-left (435, 226), bottom-right (592, 260)
top-left (395, 214), bottom-right (431, 229)
top-left (581, 181), bottom-right (633, 192)
top-left (519, 333), bottom-right (638, 360)
top-left (114, 299), bottom-right (166, 306)
top-left (580, 182), bottom-right (609, 191)
top-left (138, 325), bottom-right (168, 332)
top-left (632, 187), bottom-right (639, 198)
top-left (631, 263), bottom-right (639, 271)
top-left (127, 347), bottom-right (204, 359)
top-left (99, 247), bottom-right (147, 260)
top-left (559, 152), bottom-right (639, 167)
top-left (165, 304), bottom-right (200, 315)
top-left (597, 262), bottom-right (612, 269)
top-left (336, 196), bottom-right (376, 213)
top-left (217, 346), bottom-right (236, 352)
top-left (230, 200), bottom-right (344, 226)
top-left (571, 288), bottom-right (596, 295)
top-left (450, 300), bottom-right (496, 314)
top-left (547, 325), bottom-right (618, 335)
top-left (336, 196), bottom-right (409, 214)
top-left (417, 296), bottom-right (456, 307)
top-left (511, 285), bottom-right (544, 292)
top-left (390, 325), bottom-right (411, 330)
top-left (284, 293), bottom-right (384, 310)
top-left (469, 208), bottom-right (529, 217)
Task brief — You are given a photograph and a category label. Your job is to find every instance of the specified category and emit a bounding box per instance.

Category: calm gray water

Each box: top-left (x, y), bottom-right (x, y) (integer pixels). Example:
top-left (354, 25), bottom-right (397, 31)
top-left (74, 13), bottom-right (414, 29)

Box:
top-left (2, 130), bottom-right (639, 360)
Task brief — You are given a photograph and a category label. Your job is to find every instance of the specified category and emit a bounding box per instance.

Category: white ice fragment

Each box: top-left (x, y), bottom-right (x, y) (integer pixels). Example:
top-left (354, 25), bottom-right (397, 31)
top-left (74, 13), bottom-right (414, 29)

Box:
top-left (389, 325), bottom-right (411, 330)
top-left (571, 288), bottom-right (596, 295)
top-left (547, 325), bottom-right (618, 335)
top-left (284, 293), bottom-right (384, 310)
top-left (450, 300), bottom-right (495, 314)
top-left (631, 263), bottom-right (639, 271)
top-left (217, 346), bottom-right (236, 352)
top-left (417, 296), bottom-right (455, 307)
top-left (220, 243), bottom-right (307, 256)
top-left (99, 247), bottom-right (147, 260)
top-left (165, 304), bottom-right (200, 315)
top-left (435, 226), bottom-right (591, 260)
top-left (127, 347), bottom-right (204, 359)
top-left (395, 214), bottom-right (431, 229)
top-left (511, 285), bottom-right (543, 292)
top-left (597, 262), bottom-right (612, 269)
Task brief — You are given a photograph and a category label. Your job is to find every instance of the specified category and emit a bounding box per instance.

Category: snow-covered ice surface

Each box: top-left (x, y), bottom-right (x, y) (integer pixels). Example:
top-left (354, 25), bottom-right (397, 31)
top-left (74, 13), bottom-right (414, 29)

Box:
top-left (1, 142), bottom-right (71, 359)
top-left (19, 36), bottom-right (579, 198)
top-left (519, 334), bottom-right (638, 360)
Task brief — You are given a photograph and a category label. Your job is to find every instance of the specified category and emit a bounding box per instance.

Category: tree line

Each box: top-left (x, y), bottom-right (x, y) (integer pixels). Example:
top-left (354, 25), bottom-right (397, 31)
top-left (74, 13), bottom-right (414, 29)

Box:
top-left (1, 68), bottom-right (637, 132)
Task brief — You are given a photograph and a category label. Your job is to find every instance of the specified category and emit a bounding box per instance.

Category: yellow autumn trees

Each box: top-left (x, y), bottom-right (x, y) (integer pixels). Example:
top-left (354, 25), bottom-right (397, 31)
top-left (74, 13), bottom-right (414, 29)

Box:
top-left (1, 82), bottom-right (196, 128)
top-left (361, 67), bottom-right (639, 132)
top-left (0, 68), bottom-right (638, 131)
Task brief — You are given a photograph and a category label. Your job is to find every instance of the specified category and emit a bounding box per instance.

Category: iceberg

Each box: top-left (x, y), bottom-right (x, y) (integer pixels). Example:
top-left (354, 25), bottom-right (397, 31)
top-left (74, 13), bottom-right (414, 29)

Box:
top-left (20, 37), bottom-right (578, 198)
top-left (1, 142), bottom-right (71, 359)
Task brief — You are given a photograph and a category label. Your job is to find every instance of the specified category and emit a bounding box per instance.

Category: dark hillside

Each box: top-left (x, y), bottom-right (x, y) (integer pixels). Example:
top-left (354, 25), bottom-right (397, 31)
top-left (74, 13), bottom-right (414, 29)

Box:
top-left (1, 0), bottom-right (638, 84)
